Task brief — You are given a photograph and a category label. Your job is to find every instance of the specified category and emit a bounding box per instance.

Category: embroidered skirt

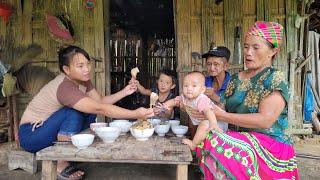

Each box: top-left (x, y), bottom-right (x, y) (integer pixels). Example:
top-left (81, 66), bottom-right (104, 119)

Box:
top-left (195, 131), bottom-right (299, 180)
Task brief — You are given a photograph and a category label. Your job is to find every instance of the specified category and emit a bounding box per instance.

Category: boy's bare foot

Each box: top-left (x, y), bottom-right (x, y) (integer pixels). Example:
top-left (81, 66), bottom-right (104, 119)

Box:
top-left (182, 138), bottom-right (197, 150)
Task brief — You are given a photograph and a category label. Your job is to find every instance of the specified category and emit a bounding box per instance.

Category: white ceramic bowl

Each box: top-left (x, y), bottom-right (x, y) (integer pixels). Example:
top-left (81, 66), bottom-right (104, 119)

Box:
top-left (109, 121), bottom-right (132, 135)
top-left (71, 134), bottom-right (94, 149)
top-left (171, 125), bottom-right (188, 137)
top-left (130, 127), bottom-right (155, 141)
top-left (95, 127), bottom-right (121, 143)
top-left (113, 119), bottom-right (129, 123)
top-left (90, 122), bottom-right (108, 132)
top-left (168, 120), bottom-right (180, 127)
top-left (147, 118), bottom-right (161, 126)
top-left (155, 123), bottom-right (170, 136)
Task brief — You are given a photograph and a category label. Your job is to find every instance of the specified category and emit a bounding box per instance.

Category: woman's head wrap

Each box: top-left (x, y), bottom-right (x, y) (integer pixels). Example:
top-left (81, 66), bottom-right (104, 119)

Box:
top-left (247, 21), bottom-right (284, 49)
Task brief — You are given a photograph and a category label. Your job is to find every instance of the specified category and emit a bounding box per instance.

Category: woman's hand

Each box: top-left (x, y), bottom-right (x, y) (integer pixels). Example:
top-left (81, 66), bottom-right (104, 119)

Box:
top-left (122, 78), bottom-right (138, 96)
top-left (211, 104), bottom-right (226, 120)
top-left (135, 107), bottom-right (154, 119)
top-left (190, 108), bottom-right (206, 121)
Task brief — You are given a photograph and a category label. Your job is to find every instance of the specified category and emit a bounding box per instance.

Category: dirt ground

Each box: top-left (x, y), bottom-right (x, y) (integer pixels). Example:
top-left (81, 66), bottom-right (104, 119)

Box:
top-left (0, 135), bottom-right (319, 180)
top-left (293, 134), bottom-right (320, 180)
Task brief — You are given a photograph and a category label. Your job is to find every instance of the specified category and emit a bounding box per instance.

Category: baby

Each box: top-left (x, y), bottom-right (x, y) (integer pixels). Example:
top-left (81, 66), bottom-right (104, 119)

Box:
top-left (162, 71), bottom-right (228, 150)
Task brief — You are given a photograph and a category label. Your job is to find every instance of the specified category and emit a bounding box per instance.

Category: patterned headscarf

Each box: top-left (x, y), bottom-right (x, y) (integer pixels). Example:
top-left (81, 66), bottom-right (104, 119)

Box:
top-left (247, 21), bottom-right (284, 49)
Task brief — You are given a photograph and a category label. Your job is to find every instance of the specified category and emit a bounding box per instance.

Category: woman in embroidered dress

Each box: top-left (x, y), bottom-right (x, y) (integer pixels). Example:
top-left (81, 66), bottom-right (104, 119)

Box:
top-left (192, 21), bottom-right (299, 179)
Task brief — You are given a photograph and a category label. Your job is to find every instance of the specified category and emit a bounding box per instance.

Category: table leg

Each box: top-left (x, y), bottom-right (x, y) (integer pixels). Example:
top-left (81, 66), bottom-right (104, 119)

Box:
top-left (176, 164), bottom-right (188, 180)
top-left (41, 160), bottom-right (57, 180)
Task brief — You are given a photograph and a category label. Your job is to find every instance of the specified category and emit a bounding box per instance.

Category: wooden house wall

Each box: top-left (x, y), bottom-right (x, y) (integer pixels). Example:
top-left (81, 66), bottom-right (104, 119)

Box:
top-left (1, 0), bottom-right (300, 121)
top-left (175, 0), bottom-right (300, 132)
top-left (0, 0), bottom-right (107, 118)
top-left (175, 0), bottom-right (298, 77)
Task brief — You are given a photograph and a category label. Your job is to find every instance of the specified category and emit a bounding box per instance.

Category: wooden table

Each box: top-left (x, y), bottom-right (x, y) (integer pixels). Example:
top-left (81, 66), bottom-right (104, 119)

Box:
top-left (36, 132), bottom-right (192, 180)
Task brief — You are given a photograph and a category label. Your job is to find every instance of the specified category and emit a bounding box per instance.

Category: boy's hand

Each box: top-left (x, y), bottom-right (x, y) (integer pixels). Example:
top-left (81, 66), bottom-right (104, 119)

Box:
top-left (129, 77), bottom-right (138, 84)
top-left (135, 107), bottom-right (154, 119)
top-left (154, 102), bottom-right (169, 115)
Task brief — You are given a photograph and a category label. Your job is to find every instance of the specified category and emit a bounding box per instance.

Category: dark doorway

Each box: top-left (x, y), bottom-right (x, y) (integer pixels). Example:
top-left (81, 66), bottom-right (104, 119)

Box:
top-left (109, 0), bottom-right (176, 109)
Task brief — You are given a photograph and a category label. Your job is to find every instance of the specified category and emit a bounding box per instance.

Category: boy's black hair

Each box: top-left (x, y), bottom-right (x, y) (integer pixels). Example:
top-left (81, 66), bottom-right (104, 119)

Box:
top-left (159, 68), bottom-right (177, 85)
top-left (58, 45), bottom-right (90, 73)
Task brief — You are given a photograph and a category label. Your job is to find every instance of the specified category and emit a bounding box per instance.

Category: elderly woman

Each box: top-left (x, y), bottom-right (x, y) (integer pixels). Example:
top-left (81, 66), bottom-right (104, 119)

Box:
top-left (193, 22), bottom-right (299, 179)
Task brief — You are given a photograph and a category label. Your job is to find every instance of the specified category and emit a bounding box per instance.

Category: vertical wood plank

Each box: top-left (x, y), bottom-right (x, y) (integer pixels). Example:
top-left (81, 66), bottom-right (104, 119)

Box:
top-left (201, 0), bottom-right (211, 51)
top-left (176, 0), bottom-right (191, 73)
top-left (22, 0), bottom-right (33, 45)
top-left (15, 0), bottom-right (23, 44)
top-left (104, 0), bottom-right (111, 96)
top-left (264, 0), bottom-right (287, 72)
top-left (224, 0), bottom-right (243, 62)
top-left (94, 0), bottom-right (106, 96)
top-left (41, 160), bottom-right (57, 180)
top-left (190, 18), bottom-right (201, 55)
top-left (190, 0), bottom-right (201, 17)
top-left (287, 52), bottom-right (297, 135)
top-left (256, 0), bottom-right (265, 21)
top-left (285, 0), bottom-right (297, 53)
top-left (212, 1), bottom-right (225, 46)
top-left (176, 164), bottom-right (188, 180)
top-left (243, 0), bottom-right (257, 38)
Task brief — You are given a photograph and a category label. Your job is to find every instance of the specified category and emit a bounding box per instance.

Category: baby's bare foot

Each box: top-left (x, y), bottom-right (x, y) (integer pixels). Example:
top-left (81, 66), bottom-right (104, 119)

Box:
top-left (182, 138), bottom-right (197, 150)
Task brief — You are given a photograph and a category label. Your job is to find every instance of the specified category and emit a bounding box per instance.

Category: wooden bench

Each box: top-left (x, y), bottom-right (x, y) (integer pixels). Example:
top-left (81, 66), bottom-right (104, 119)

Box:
top-left (36, 132), bottom-right (192, 180)
top-left (8, 149), bottom-right (37, 174)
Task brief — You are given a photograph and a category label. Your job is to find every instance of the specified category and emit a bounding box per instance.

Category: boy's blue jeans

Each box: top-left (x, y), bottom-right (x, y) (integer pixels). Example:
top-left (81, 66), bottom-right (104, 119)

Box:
top-left (18, 107), bottom-right (96, 153)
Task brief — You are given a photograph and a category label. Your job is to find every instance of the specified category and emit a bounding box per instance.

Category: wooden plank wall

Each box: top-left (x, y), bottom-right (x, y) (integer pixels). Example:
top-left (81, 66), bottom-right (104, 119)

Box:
top-left (175, 0), bottom-right (301, 132)
top-left (175, 0), bottom-right (296, 79)
top-left (0, 0), bottom-right (106, 118)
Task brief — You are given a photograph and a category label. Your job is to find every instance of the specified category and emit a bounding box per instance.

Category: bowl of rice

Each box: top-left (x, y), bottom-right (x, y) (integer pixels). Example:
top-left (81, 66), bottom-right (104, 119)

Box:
top-left (130, 120), bottom-right (154, 141)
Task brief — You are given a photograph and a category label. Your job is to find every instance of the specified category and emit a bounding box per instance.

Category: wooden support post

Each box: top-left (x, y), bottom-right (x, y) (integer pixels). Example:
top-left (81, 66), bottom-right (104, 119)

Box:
top-left (176, 164), bottom-right (188, 180)
top-left (11, 95), bottom-right (19, 144)
top-left (288, 51), bottom-right (297, 135)
top-left (8, 150), bottom-right (37, 174)
top-left (41, 160), bottom-right (57, 180)
top-left (7, 97), bottom-right (13, 141)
